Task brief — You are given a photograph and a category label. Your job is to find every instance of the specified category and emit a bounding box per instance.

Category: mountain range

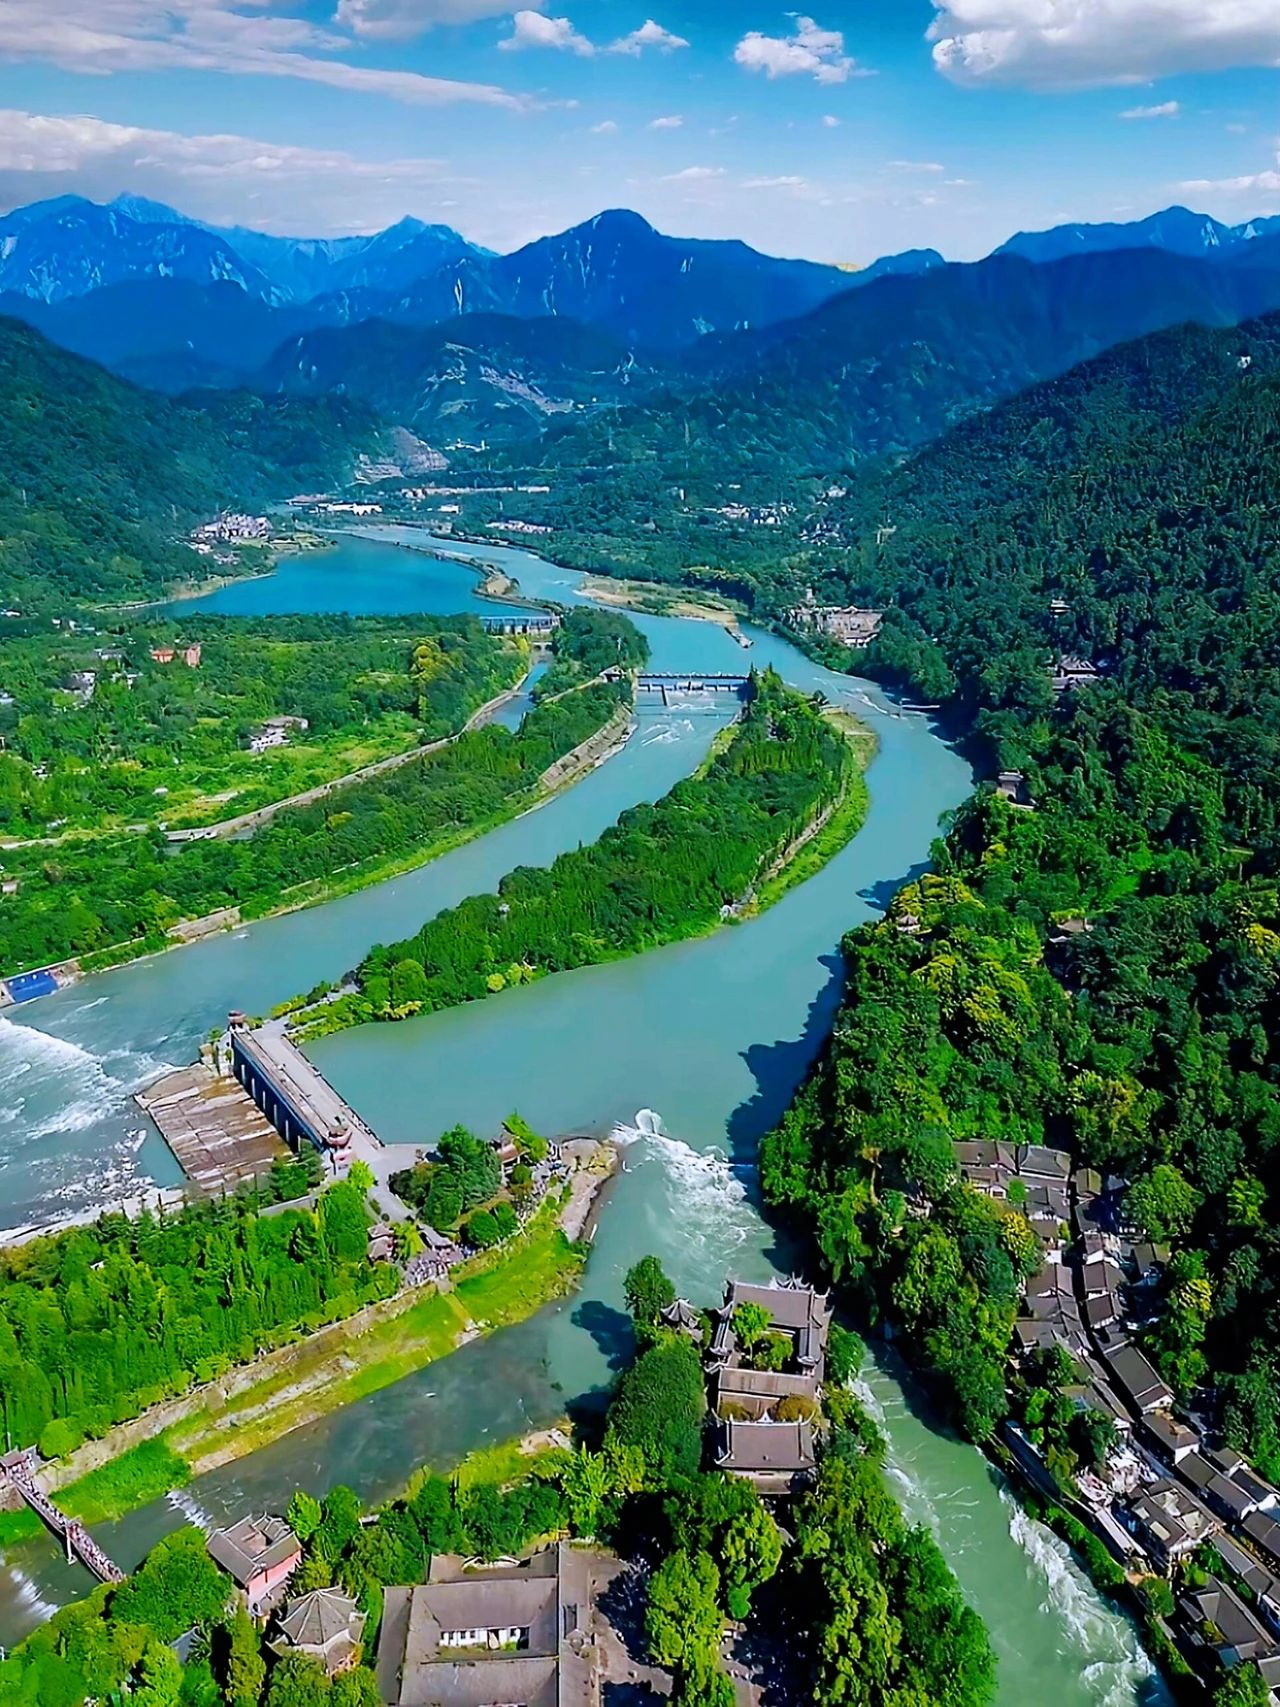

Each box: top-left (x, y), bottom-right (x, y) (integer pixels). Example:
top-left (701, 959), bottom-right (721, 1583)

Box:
top-left (0, 197), bottom-right (894, 353)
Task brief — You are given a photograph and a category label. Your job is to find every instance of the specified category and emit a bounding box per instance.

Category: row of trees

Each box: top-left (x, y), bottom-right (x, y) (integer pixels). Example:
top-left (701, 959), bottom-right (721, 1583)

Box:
top-left (311, 670), bottom-right (853, 1033)
top-left (0, 1177), bottom-right (384, 1456)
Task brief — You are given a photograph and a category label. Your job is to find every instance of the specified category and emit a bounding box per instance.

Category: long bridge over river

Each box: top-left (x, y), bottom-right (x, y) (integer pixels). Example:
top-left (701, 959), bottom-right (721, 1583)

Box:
top-left (0, 1449), bottom-right (124, 1584)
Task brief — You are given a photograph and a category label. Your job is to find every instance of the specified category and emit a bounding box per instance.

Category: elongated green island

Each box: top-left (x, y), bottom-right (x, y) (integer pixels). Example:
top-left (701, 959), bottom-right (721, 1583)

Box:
top-left (290, 670), bottom-right (873, 1039)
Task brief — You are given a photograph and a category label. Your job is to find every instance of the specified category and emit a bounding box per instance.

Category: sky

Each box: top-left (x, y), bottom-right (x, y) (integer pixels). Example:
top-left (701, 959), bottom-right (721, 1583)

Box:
top-left (0, 1), bottom-right (1278, 262)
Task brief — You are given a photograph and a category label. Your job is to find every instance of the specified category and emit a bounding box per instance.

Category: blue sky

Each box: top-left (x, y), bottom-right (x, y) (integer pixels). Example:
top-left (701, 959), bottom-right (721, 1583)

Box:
top-left (0, 1), bottom-right (1278, 260)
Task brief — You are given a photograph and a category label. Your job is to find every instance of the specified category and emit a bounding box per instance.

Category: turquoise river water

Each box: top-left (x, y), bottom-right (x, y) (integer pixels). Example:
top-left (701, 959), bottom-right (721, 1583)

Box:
top-left (0, 529), bottom-right (1167, 1704)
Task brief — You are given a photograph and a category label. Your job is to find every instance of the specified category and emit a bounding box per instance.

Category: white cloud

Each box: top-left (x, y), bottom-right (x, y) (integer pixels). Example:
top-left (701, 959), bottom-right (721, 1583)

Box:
top-left (0, 107), bottom-right (464, 233)
top-left (888, 159), bottom-right (945, 172)
top-left (588, 119), bottom-right (618, 133)
top-left (1120, 100), bottom-right (1181, 119)
top-left (1178, 158), bottom-right (1280, 202)
top-left (0, 0), bottom-right (526, 107)
top-left (500, 9), bottom-right (594, 53)
top-left (609, 18), bottom-right (689, 56)
top-left (822, 113), bottom-right (841, 127)
top-left (333, 0), bottom-right (527, 39)
top-left (661, 165), bottom-right (724, 181)
top-left (929, 1), bottom-right (1280, 90)
top-left (733, 17), bottom-right (866, 85)
top-left (648, 114), bottom-right (683, 129)
top-left (741, 174), bottom-right (806, 189)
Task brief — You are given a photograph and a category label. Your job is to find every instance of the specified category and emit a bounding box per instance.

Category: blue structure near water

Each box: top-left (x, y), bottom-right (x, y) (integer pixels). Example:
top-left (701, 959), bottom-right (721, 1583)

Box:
top-left (4, 969), bottom-right (58, 1004)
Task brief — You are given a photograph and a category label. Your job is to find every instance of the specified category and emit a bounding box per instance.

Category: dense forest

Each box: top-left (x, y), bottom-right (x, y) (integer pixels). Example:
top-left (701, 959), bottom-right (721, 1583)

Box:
top-left (531, 605), bottom-right (648, 699)
top-left (0, 669), bottom-right (620, 976)
top-left (0, 613), bottom-right (517, 834)
top-left (300, 670), bottom-right (856, 1034)
top-left (761, 310), bottom-right (1280, 1476)
top-left (0, 1174), bottom-right (385, 1456)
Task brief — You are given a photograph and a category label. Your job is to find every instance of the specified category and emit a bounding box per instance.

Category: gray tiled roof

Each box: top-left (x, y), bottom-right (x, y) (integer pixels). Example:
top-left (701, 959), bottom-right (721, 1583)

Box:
top-left (207, 1514), bottom-right (300, 1586)
top-left (717, 1419), bottom-right (815, 1473)
top-left (275, 1587), bottom-right (365, 1653)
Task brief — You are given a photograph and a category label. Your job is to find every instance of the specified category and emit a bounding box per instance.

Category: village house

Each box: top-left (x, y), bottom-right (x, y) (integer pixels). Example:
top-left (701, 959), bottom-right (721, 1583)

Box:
top-left (995, 769), bottom-right (1033, 807)
top-left (207, 1513), bottom-right (301, 1614)
top-left (270, 1586), bottom-right (366, 1675)
top-left (376, 1544), bottom-right (619, 1707)
top-left (1141, 1412), bottom-right (1201, 1467)
top-left (1051, 655), bottom-right (1101, 693)
top-left (1103, 1343), bottom-right (1174, 1415)
top-left (1124, 1480), bottom-right (1219, 1571)
top-left (247, 714), bottom-right (310, 754)
top-left (1180, 1579), bottom-right (1280, 1677)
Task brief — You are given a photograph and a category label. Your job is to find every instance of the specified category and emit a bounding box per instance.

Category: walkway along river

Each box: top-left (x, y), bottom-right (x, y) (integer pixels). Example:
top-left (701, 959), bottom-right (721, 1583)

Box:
top-left (0, 530), bottom-right (1166, 1705)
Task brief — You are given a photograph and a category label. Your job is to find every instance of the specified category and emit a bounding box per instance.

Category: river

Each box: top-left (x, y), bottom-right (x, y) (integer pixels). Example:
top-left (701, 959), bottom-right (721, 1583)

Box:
top-left (0, 529), bottom-right (1165, 1704)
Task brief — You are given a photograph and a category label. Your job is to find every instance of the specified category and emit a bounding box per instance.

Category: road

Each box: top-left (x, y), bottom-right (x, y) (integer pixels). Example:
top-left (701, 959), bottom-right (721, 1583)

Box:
top-left (163, 670), bottom-right (534, 845)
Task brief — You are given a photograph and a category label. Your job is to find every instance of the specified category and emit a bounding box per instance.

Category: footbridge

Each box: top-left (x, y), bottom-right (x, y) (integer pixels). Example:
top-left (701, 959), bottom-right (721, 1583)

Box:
top-left (635, 673), bottom-right (751, 705)
top-left (0, 1449), bottom-right (124, 1583)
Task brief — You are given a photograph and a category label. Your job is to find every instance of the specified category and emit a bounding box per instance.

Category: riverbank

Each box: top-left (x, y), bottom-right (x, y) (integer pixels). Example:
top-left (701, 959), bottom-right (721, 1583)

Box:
top-left (16, 678), bottom-right (631, 996)
top-left (0, 1152), bottom-right (614, 1545)
top-left (292, 677), bottom-right (871, 1040)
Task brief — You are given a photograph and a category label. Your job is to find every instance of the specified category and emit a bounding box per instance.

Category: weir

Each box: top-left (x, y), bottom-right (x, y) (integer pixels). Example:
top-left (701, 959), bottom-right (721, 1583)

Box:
top-left (635, 673), bottom-right (751, 706)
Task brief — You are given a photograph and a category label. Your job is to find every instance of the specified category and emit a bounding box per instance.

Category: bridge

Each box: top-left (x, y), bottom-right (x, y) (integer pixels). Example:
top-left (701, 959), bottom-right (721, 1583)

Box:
top-left (635, 673), bottom-right (751, 705)
top-left (0, 1449), bottom-right (124, 1583)
top-left (229, 1017), bottom-right (376, 1164)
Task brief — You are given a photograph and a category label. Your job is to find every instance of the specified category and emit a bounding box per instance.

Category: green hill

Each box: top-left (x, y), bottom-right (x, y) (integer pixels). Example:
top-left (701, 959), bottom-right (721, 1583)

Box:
top-left (0, 317), bottom-right (386, 609)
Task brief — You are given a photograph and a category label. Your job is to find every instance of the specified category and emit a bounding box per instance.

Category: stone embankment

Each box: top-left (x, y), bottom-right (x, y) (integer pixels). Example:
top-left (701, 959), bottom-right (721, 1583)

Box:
top-left (539, 705), bottom-right (634, 793)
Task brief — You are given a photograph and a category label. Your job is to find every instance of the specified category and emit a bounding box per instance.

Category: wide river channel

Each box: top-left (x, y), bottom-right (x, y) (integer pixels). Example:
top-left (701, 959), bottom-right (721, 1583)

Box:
top-left (0, 529), bottom-right (1165, 1705)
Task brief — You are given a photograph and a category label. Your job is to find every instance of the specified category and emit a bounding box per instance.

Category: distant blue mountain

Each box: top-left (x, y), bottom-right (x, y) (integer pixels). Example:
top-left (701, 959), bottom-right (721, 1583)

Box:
top-left (0, 195), bottom-right (278, 304)
top-left (0, 195), bottom-right (908, 352)
top-left (995, 204), bottom-right (1280, 265)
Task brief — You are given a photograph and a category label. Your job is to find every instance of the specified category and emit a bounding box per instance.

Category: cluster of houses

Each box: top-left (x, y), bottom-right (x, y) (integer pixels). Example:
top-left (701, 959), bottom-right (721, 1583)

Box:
top-left (205, 1513), bottom-right (365, 1675)
top-left (706, 501), bottom-right (793, 528)
top-left (205, 1510), bottom-right (646, 1706)
top-left (955, 1140), bottom-right (1280, 1696)
top-left (191, 514), bottom-right (271, 545)
top-left (663, 1275), bottom-right (833, 1498)
top-left (785, 592), bottom-right (885, 650)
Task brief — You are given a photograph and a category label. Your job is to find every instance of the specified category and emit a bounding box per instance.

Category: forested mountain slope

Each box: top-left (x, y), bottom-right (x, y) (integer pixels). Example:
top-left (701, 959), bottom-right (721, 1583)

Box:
top-left (762, 306), bottom-right (1280, 1477)
top-left (254, 312), bottom-right (658, 442)
top-left (522, 242), bottom-right (1280, 472)
top-left (0, 318), bottom-right (388, 607)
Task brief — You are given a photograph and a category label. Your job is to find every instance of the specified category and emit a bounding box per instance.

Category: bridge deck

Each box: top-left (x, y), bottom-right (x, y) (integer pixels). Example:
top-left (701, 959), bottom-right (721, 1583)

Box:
top-left (0, 1449), bottom-right (124, 1583)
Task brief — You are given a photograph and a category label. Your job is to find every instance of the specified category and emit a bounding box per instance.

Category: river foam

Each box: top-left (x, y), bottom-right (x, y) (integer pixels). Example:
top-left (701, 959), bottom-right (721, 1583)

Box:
top-left (1002, 1490), bottom-right (1161, 1706)
top-left (612, 1109), bottom-right (754, 1263)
